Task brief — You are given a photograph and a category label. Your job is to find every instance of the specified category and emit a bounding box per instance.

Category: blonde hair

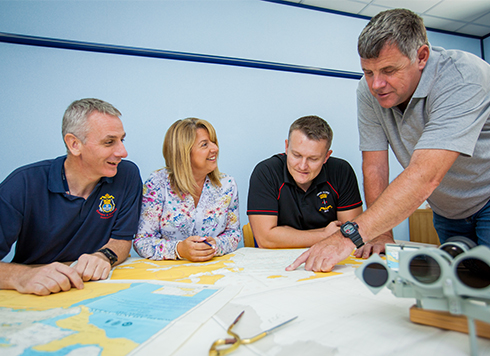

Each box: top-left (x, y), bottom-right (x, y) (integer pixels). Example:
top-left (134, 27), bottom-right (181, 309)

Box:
top-left (163, 118), bottom-right (221, 199)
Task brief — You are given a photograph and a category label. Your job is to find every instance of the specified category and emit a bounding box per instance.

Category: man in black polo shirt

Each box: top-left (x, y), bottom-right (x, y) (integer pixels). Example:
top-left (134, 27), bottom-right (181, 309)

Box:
top-left (0, 98), bottom-right (142, 295)
top-left (247, 115), bottom-right (363, 248)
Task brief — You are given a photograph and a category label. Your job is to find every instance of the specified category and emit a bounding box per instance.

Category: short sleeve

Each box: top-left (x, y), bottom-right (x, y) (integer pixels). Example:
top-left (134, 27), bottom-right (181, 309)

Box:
top-left (247, 159), bottom-right (280, 216)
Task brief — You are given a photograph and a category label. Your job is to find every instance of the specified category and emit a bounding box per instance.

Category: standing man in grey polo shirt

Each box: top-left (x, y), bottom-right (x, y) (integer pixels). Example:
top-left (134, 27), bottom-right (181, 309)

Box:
top-left (287, 8), bottom-right (490, 272)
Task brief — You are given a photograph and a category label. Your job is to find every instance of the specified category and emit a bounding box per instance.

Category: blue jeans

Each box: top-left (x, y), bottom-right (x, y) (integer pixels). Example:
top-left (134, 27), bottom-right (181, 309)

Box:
top-left (432, 198), bottom-right (490, 247)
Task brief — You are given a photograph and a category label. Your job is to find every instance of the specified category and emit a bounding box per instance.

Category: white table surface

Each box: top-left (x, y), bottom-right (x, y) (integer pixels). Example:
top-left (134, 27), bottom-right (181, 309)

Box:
top-left (168, 247), bottom-right (490, 356)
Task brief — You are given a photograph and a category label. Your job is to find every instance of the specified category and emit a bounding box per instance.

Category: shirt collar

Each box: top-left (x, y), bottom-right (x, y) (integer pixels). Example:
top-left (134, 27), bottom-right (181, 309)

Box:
top-left (48, 156), bottom-right (68, 194)
top-left (48, 155), bottom-right (113, 194)
top-left (411, 44), bottom-right (439, 99)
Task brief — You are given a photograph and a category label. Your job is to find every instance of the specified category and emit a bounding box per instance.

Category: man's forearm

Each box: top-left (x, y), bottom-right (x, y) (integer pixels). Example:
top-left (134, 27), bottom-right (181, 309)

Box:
top-left (356, 149), bottom-right (460, 242)
top-left (249, 215), bottom-right (340, 249)
top-left (362, 151), bottom-right (394, 240)
top-left (254, 223), bottom-right (341, 249)
top-left (0, 261), bottom-right (30, 290)
top-left (356, 170), bottom-right (427, 241)
top-left (362, 150), bottom-right (390, 208)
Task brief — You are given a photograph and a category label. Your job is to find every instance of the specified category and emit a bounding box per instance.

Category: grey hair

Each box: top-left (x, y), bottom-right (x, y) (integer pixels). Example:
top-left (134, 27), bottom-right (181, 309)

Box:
top-left (62, 98), bottom-right (121, 149)
top-left (358, 8), bottom-right (429, 62)
top-left (288, 115), bottom-right (333, 150)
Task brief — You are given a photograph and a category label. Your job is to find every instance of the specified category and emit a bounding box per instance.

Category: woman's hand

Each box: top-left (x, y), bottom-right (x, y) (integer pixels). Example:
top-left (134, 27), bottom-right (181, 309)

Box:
top-left (177, 236), bottom-right (216, 262)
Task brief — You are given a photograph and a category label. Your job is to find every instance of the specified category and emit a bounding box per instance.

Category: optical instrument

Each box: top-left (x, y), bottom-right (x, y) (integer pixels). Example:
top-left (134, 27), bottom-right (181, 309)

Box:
top-left (355, 237), bottom-right (490, 356)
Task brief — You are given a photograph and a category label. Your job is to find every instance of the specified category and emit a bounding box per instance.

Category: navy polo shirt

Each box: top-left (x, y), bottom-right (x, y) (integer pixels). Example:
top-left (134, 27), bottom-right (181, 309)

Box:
top-left (0, 156), bottom-right (142, 264)
top-left (247, 154), bottom-right (362, 230)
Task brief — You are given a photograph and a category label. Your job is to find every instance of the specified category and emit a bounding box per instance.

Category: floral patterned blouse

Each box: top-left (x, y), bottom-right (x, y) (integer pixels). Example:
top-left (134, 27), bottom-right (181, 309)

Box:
top-left (133, 168), bottom-right (241, 260)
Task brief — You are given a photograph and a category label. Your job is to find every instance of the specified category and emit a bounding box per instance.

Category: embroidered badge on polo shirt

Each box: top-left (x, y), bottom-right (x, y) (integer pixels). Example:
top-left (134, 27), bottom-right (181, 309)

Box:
top-left (317, 191), bottom-right (332, 213)
top-left (98, 193), bottom-right (117, 219)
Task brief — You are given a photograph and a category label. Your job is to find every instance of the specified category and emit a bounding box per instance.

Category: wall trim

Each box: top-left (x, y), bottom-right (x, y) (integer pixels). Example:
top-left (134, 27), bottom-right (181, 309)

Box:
top-left (264, 0), bottom-right (487, 60)
top-left (0, 32), bottom-right (363, 81)
top-left (265, 0), bottom-right (486, 40)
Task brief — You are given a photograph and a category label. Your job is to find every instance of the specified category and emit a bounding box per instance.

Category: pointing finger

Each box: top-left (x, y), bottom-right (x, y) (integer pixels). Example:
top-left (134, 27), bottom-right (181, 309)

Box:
top-left (286, 250), bottom-right (310, 271)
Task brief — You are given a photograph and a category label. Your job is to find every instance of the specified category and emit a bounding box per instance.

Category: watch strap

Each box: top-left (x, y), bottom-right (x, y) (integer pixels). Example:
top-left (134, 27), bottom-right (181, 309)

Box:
top-left (97, 247), bottom-right (118, 266)
top-left (348, 232), bottom-right (365, 249)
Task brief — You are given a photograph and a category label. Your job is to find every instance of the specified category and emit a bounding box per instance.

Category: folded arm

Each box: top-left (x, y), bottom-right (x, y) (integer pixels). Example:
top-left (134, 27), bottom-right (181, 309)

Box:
top-left (250, 206), bottom-right (362, 249)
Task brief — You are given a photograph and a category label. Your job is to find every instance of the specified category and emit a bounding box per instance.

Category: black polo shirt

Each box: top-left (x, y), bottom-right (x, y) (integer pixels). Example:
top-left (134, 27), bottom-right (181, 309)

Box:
top-left (247, 153), bottom-right (362, 230)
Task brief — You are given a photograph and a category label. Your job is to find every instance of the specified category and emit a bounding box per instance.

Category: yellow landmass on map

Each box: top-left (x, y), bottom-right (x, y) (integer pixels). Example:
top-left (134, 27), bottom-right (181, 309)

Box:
top-left (112, 254), bottom-right (240, 284)
top-left (34, 306), bottom-right (138, 356)
top-left (179, 287), bottom-right (199, 297)
top-left (387, 255), bottom-right (398, 263)
top-left (111, 251), bottom-right (365, 285)
top-left (338, 254), bottom-right (364, 267)
top-left (0, 283), bottom-right (131, 311)
top-left (267, 275), bottom-right (287, 279)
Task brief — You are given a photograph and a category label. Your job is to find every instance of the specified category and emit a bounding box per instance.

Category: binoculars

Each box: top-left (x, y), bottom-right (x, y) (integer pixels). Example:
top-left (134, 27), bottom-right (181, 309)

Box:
top-left (355, 237), bottom-right (490, 355)
top-left (356, 236), bottom-right (490, 303)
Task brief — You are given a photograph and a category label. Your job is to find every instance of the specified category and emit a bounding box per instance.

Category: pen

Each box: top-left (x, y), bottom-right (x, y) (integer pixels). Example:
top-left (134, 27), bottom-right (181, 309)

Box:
top-left (202, 239), bottom-right (213, 248)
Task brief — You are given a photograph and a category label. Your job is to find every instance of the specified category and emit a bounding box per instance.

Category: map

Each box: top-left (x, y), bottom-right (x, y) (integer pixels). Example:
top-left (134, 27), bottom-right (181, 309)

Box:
top-left (0, 248), bottom-right (364, 356)
top-left (112, 247), bottom-right (365, 296)
top-left (0, 280), bottom-right (235, 356)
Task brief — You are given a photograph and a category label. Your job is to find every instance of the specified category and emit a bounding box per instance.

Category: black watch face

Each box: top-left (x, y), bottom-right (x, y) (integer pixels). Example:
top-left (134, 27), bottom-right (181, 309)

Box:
top-left (343, 223), bottom-right (356, 235)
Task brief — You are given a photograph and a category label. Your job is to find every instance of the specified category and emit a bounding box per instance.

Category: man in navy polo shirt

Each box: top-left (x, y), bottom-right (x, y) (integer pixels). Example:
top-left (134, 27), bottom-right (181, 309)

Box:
top-left (0, 98), bottom-right (142, 295)
top-left (247, 115), bottom-right (363, 248)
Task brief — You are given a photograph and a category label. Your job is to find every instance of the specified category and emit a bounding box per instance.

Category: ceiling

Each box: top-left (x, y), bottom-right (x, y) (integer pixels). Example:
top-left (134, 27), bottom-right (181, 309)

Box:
top-left (281, 0), bottom-right (490, 38)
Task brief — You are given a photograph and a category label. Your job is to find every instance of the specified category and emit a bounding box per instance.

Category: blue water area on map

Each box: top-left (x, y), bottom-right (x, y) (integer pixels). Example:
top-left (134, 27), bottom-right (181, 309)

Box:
top-left (79, 283), bottom-right (217, 343)
top-left (4, 283), bottom-right (219, 352)
top-left (89, 312), bottom-right (169, 343)
top-left (83, 283), bottom-right (217, 320)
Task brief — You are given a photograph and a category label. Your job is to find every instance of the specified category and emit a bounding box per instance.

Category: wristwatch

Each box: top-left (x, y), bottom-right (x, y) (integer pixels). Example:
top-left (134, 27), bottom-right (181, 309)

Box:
top-left (340, 221), bottom-right (365, 248)
top-left (97, 247), bottom-right (118, 266)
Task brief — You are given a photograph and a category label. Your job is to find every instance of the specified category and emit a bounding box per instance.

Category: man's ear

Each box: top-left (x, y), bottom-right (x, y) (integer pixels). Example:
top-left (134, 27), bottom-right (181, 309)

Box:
top-left (324, 149), bottom-right (333, 164)
top-left (285, 139), bottom-right (289, 153)
top-left (64, 134), bottom-right (82, 156)
top-left (417, 45), bottom-right (430, 70)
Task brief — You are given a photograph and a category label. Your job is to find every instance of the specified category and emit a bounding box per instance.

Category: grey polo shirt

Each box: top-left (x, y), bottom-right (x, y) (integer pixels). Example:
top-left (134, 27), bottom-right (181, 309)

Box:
top-left (357, 46), bottom-right (490, 219)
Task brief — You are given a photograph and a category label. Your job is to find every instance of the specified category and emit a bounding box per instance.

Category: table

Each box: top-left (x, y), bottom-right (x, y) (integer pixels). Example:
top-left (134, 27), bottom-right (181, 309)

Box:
top-left (169, 250), bottom-right (490, 356)
top-left (1, 247), bottom-right (489, 356)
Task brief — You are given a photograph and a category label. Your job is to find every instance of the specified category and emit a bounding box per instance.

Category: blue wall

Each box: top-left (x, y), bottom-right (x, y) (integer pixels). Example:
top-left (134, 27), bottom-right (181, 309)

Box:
top-left (485, 36), bottom-right (490, 61)
top-left (0, 0), bottom-right (486, 259)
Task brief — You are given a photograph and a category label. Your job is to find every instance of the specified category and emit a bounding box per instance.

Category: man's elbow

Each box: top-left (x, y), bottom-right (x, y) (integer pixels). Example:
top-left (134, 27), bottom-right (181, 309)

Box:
top-left (253, 234), bottom-right (274, 249)
top-left (252, 231), bottom-right (283, 249)
top-left (423, 177), bottom-right (443, 200)
top-left (412, 165), bottom-right (445, 197)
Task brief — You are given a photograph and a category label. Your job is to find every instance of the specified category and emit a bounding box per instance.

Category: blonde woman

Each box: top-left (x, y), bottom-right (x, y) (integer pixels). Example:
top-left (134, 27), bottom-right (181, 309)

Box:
top-left (134, 118), bottom-right (241, 261)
